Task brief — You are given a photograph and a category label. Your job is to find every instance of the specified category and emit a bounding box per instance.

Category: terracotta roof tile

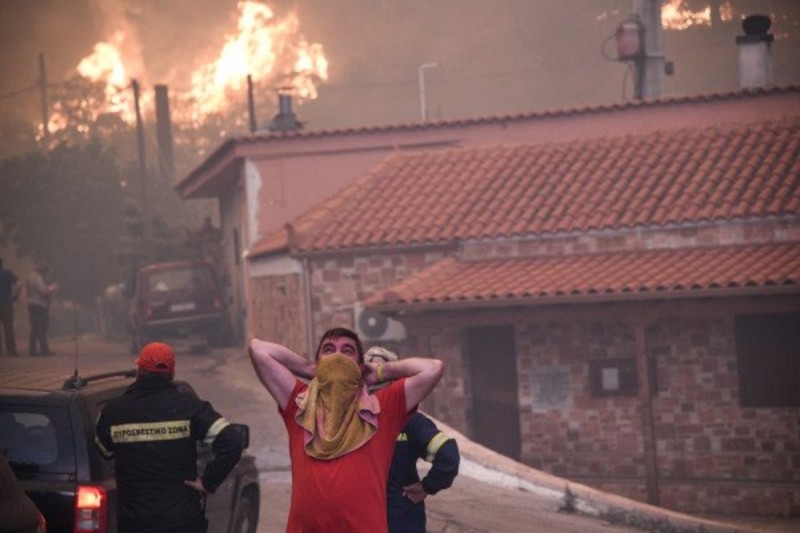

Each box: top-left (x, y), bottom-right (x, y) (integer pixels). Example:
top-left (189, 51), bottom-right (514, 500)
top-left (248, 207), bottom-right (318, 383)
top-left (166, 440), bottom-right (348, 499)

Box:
top-left (252, 116), bottom-right (800, 257)
top-left (365, 243), bottom-right (800, 309)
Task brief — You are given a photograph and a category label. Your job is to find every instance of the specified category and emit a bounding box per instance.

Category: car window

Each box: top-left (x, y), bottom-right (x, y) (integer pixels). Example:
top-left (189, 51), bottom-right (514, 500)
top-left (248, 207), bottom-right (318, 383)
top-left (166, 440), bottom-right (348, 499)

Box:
top-left (0, 407), bottom-right (75, 475)
top-left (147, 267), bottom-right (213, 293)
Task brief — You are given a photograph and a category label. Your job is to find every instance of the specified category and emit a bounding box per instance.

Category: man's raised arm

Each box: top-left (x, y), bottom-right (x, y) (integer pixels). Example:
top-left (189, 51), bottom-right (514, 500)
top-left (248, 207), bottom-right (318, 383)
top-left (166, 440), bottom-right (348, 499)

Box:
top-left (248, 339), bottom-right (315, 411)
top-left (366, 356), bottom-right (444, 412)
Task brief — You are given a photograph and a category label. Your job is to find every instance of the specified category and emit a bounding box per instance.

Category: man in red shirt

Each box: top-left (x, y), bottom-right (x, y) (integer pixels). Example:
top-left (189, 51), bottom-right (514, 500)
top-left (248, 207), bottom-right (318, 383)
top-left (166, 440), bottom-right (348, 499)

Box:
top-left (249, 327), bottom-right (444, 532)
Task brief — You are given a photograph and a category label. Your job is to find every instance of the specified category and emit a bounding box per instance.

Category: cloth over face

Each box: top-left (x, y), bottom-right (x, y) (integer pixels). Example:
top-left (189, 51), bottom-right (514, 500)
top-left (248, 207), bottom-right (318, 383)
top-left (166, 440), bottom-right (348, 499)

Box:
top-left (294, 353), bottom-right (380, 460)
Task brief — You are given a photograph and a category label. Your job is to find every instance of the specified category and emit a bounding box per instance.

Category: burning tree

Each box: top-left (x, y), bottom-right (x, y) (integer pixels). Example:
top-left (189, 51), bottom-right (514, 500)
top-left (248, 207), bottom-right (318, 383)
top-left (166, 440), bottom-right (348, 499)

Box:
top-left (2, 0), bottom-right (331, 305)
top-left (43, 0), bottom-right (328, 168)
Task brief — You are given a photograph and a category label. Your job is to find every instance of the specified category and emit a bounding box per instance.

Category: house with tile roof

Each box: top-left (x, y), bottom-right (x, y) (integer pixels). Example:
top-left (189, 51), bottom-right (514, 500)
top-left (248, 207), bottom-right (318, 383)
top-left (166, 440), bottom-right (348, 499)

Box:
top-left (177, 86), bottom-right (800, 516)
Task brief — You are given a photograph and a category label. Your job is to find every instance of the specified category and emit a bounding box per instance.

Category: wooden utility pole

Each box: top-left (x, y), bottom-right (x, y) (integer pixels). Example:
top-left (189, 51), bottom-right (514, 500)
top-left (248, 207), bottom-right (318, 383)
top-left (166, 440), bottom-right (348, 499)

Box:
top-left (38, 53), bottom-right (50, 148)
top-left (247, 74), bottom-right (257, 133)
top-left (132, 79), bottom-right (151, 260)
top-left (154, 84), bottom-right (175, 183)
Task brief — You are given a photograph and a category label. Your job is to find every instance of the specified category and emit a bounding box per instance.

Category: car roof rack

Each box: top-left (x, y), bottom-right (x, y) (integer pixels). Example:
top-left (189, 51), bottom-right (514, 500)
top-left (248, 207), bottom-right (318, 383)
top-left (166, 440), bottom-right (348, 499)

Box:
top-left (62, 369), bottom-right (137, 390)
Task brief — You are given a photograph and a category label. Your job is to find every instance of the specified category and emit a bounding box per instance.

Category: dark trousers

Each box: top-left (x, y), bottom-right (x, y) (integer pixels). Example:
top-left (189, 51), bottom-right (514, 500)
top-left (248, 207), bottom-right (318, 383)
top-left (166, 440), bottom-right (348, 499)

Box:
top-left (28, 304), bottom-right (49, 355)
top-left (119, 518), bottom-right (207, 533)
top-left (0, 301), bottom-right (17, 354)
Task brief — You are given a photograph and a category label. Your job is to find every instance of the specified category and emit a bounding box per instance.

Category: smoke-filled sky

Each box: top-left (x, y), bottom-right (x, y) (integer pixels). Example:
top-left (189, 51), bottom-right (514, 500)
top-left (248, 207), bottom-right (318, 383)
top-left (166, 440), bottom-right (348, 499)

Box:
top-left (1, 0), bottom-right (799, 136)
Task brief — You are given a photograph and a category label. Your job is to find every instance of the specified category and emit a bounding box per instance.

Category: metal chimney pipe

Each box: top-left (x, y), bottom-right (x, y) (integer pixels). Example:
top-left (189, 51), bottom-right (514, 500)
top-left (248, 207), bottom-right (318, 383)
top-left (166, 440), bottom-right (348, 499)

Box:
top-left (267, 89), bottom-right (303, 132)
top-left (278, 93), bottom-right (293, 115)
top-left (737, 14), bottom-right (774, 89)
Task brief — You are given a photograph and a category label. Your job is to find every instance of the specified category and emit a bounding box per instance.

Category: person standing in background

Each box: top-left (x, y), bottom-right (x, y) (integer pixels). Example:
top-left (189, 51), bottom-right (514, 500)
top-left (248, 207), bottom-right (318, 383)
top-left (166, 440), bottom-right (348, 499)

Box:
top-left (0, 258), bottom-right (20, 356)
top-left (26, 261), bottom-right (58, 356)
top-left (366, 347), bottom-right (460, 533)
top-left (95, 342), bottom-right (243, 533)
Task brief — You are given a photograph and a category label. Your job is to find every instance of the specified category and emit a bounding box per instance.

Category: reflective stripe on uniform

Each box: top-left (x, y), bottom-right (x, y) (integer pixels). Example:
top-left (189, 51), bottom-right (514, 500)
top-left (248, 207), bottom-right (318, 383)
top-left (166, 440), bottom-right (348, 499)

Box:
top-left (204, 417), bottom-right (230, 444)
top-left (94, 435), bottom-right (114, 459)
top-left (425, 432), bottom-right (450, 462)
top-left (110, 420), bottom-right (191, 443)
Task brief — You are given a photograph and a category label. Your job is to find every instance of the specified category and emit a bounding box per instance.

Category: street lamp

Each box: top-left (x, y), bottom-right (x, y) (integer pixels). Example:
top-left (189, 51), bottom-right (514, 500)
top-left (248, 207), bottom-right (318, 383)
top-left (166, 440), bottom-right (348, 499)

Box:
top-left (418, 62), bottom-right (438, 122)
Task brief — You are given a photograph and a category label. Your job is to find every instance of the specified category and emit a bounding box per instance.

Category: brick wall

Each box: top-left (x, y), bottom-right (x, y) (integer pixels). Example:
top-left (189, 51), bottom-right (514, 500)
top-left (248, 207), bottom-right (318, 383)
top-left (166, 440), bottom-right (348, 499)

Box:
top-left (647, 315), bottom-right (799, 515)
top-left (506, 313), bottom-right (799, 516)
top-left (307, 250), bottom-right (448, 346)
top-left (516, 320), bottom-right (645, 477)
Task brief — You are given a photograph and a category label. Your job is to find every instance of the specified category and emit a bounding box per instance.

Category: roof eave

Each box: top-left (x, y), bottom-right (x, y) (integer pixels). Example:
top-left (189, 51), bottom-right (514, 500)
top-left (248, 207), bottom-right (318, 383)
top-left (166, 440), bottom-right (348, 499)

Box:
top-left (175, 138), bottom-right (242, 199)
top-left (367, 285), bottom-right (800, 313)
top-left (290, 241), bottom-right (460, 260)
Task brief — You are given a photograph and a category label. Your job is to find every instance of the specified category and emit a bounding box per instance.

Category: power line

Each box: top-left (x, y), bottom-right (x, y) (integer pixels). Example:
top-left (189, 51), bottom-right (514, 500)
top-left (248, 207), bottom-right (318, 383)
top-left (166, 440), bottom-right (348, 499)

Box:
top-left (0, 84), bottom-right (37, 101)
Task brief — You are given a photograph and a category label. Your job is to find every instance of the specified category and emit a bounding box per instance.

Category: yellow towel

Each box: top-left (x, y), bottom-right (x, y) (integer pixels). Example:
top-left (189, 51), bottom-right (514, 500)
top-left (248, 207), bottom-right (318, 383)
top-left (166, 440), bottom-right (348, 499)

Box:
top-left (295, 353), bottom-right (379, 460)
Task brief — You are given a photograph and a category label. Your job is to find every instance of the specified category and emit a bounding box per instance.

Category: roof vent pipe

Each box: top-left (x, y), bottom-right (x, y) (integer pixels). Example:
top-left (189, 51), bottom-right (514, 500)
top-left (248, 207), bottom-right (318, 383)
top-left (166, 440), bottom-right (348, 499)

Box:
top-left (736, 14), bottom-right (773, 89)
top-left (267, 89), bottom-right (303, 133)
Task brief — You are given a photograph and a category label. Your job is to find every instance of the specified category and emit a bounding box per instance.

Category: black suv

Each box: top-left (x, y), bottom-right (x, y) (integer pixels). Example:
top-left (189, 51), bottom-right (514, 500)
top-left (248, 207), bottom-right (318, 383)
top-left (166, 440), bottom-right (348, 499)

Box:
top-left (128, 260), bottom-right (233, 352)
top-left (0, 370), bottom-right (259, 533)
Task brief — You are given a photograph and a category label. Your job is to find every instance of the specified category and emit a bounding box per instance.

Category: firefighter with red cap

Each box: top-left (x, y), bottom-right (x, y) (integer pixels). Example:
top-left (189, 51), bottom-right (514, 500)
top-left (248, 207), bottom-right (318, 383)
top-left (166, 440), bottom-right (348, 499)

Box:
top-left (95, 342), bottom-right (242, 533)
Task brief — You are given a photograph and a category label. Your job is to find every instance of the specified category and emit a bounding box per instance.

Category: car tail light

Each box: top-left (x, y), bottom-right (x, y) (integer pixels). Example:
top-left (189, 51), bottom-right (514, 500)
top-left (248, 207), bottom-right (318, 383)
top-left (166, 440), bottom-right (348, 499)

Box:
top-left (74, 485), bottom-right (107, 533)
top-left (213, 297), bottom-right (223, 311)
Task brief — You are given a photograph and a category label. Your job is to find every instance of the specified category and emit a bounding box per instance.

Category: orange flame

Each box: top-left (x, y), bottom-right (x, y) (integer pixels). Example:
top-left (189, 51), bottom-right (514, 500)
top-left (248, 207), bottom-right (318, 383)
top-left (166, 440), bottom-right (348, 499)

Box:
top-left (77, 30), bottom-right (147, 123)
top-left (52, 0), bottom-right (328, 133)
top-left (186, 1), bottom-right (328, 122)
top-left (661, 0), bottom-right (712, 30)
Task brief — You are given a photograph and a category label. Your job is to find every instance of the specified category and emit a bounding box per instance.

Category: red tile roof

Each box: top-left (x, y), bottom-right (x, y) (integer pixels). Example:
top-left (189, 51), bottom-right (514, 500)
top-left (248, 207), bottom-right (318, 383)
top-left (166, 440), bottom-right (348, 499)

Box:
top-left (252, 115), bottom-right (800, 257)
top-left (364, 243), bottom-right (800, 310)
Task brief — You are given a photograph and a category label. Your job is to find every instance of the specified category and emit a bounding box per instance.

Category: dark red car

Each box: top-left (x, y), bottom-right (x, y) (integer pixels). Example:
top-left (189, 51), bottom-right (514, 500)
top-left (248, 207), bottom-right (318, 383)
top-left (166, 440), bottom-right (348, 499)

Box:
top-left (128, 260), bottom-right (233, 352)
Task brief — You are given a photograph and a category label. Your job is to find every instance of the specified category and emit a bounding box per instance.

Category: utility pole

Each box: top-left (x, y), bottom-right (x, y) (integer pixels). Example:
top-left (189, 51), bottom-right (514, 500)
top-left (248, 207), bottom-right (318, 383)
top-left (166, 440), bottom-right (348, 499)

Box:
top-left (247, 74), bottom-right (257, 133)
top-left (154, 84), bottom-right (175, 183)
top-left (38, 53), bottom-right (50, 148)
top-left (132, 79), bottom-right (151, 260)
top-left (632, 0), bottom-right (665, 99)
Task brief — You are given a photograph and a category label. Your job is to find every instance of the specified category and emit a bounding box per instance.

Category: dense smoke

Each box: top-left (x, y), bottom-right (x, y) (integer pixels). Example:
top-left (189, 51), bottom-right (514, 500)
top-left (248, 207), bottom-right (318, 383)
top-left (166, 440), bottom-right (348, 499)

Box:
top-left (2, 0), bottom-right (799, 139)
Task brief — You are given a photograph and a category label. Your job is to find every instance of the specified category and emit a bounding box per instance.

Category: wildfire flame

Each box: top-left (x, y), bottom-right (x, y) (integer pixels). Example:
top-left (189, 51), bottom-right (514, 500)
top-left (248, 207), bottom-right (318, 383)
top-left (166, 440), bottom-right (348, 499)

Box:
top-left (76, 30), bottom-right (133, 118)
top-left (187, 1), bottom-right (328, 120)
top-left (49, 0), bottom-right (327, 135)
top-left (661, 0), bottom-right (734, 30)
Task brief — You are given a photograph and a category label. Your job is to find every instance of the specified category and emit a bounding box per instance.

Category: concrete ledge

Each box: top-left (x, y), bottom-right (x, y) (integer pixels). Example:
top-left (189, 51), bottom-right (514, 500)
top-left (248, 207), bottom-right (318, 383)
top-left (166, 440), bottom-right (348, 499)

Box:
top-left (427, 413), bottom-right (757, 533)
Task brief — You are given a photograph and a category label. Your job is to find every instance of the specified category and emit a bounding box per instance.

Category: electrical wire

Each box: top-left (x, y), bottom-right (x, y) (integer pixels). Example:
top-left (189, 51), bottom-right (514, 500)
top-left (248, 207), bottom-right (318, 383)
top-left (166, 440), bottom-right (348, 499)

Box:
top-left (0, 84), bottom-right (37, 101)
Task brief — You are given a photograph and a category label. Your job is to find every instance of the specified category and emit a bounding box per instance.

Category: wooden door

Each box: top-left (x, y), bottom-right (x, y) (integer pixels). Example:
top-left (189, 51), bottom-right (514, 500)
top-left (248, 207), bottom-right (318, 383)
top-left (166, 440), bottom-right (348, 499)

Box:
top-left (467, 325), bottom-right (521, 459)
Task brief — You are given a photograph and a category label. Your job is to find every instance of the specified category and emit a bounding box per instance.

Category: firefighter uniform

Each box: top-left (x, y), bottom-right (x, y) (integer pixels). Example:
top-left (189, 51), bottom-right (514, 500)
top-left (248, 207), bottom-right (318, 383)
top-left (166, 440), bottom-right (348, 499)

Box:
top-left (95, 373), bottom-right (242, 533)
top-left (387, 412), bottom-right (460, 533)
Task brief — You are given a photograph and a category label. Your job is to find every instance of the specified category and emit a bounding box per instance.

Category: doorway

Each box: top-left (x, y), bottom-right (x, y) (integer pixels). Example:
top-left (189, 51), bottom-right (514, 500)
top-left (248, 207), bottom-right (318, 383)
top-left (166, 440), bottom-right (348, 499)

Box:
top-left (466, 325), bottom-right (522, 460)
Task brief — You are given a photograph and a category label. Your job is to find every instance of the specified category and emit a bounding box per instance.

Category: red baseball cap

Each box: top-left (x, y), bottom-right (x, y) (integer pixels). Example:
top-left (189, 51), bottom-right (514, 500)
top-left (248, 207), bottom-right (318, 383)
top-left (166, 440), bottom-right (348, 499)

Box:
top-left (136, 342), bottom-right (175, 374)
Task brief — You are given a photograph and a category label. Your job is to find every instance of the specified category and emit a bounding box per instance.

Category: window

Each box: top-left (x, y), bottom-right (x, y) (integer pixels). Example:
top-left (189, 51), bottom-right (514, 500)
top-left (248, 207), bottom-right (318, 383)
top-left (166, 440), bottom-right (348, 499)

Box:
top-left (735, 312), bottom-right (800, 407)
top-left (590, 358), bottom-right (638, 397)
top-left (0, 407), bottom-right (75, 474)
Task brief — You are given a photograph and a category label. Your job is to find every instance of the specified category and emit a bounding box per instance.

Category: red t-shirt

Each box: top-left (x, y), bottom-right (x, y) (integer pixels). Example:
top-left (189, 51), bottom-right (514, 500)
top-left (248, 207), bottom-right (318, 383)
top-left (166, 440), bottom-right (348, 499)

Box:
top-left (280, 378), bottom-right (411, 533)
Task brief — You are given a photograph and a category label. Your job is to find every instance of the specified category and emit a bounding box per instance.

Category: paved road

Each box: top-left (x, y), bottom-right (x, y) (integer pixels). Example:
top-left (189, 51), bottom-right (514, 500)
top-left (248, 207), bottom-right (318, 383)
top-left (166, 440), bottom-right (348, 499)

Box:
top-left (4, 336), bottom-right (796, 532)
